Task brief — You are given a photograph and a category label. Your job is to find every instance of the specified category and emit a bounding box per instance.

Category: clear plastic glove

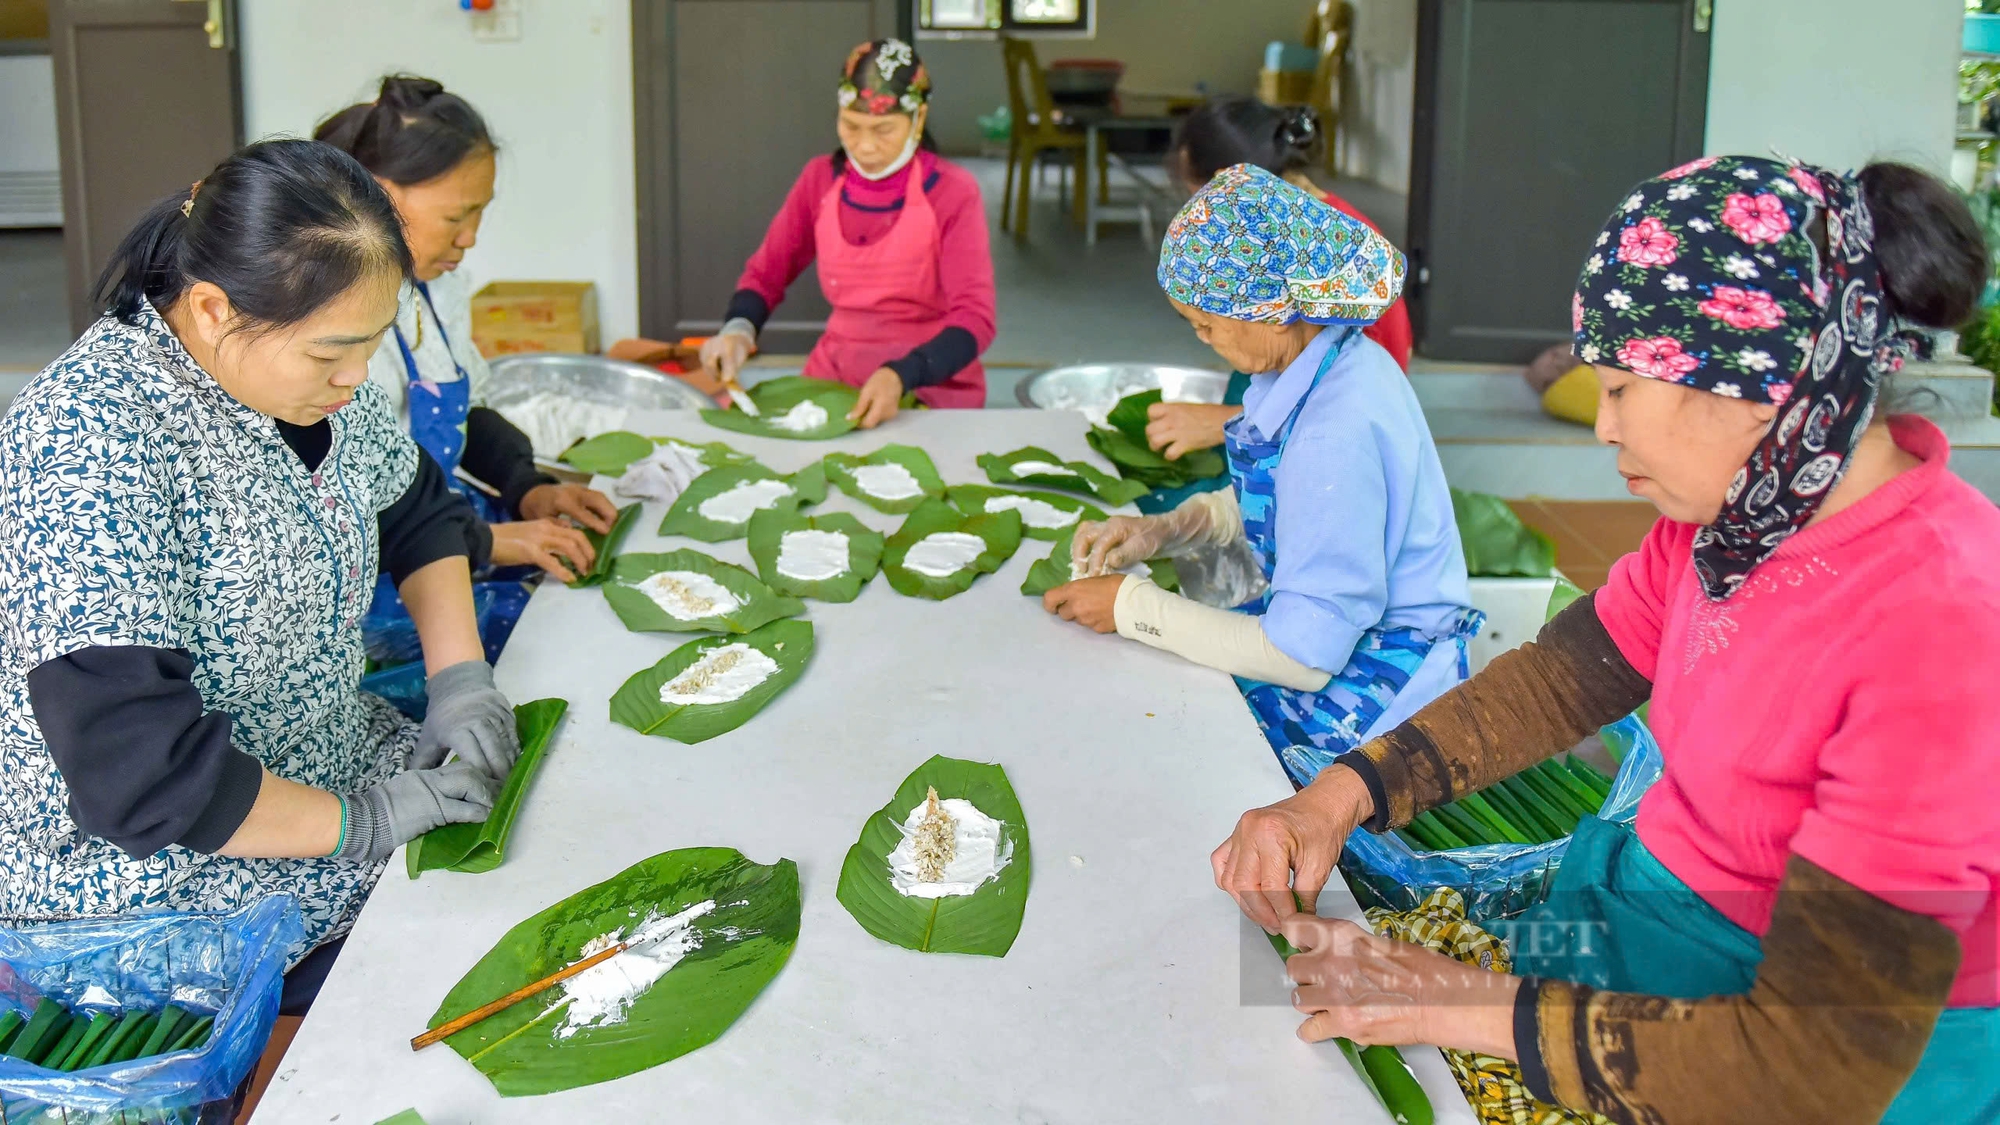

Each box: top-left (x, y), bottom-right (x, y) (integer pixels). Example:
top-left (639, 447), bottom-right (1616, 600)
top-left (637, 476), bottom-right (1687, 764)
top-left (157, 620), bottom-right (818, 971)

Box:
top-left (410, 660), bottom-right (520, 778)
top-left (699, 323), bottom-right (756, 390)
top-left (334, 762), bottom-right (498, 863)
top-left (1072, 497), bottom-right (1226, 576)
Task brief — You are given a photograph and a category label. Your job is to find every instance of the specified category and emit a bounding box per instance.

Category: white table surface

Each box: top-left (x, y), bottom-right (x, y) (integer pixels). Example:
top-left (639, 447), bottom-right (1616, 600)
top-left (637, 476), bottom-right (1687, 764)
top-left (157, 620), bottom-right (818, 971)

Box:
top-left (255, 410), bottom-right (1475, 1125)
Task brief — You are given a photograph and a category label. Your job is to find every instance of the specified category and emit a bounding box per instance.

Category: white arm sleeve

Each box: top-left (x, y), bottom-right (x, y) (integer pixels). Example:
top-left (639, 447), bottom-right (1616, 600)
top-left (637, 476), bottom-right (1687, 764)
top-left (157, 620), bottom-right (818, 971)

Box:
top-left (1112, 576), bottom-right (1331, 691)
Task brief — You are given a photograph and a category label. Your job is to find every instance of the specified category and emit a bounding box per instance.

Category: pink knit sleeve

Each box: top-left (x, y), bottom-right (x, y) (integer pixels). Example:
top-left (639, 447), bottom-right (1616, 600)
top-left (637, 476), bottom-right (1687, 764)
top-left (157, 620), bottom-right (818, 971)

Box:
top-left (733, 158), bottom-right (833, 311)
top-left (1592, 516), bottom-right (1686, 682)
top-left (929, 161), bottom-right (997, 351)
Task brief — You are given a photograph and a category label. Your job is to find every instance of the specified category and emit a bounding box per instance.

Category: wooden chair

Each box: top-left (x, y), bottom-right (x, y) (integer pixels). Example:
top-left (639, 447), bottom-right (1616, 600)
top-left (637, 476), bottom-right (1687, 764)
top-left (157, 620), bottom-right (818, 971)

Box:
top-left (1307, 0), bottom-right (1355, 176)
top-left (999, 36), bottom-right (1093, 239)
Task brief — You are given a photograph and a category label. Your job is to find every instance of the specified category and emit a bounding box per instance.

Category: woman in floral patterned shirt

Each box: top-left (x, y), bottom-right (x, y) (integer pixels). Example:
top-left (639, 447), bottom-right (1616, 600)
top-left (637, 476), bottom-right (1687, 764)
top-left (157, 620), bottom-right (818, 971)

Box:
top-left (0, 140), bottom-right (523, 980)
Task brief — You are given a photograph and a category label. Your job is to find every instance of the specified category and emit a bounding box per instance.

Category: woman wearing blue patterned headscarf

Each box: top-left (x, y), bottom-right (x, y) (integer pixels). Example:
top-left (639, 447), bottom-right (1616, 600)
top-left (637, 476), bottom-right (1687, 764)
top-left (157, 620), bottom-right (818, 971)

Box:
top-left (1043, 164), bottom-right (1480, 787)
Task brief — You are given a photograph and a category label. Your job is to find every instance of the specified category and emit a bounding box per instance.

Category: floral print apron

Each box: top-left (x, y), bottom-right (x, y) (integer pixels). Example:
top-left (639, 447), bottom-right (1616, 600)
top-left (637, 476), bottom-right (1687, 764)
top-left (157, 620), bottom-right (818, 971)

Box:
top-left (1226, 335), bottom-right (1484, 788)
top-left (0, 304), bottom-right (421, 964)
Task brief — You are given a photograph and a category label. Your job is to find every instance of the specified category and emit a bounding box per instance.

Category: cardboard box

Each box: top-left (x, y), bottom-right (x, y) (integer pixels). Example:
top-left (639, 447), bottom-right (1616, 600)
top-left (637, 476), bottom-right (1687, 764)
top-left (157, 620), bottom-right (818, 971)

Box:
top-left (1258, 68), bottom-right (1315, 107)
top-left (470, 281), bottom-right (600, 357)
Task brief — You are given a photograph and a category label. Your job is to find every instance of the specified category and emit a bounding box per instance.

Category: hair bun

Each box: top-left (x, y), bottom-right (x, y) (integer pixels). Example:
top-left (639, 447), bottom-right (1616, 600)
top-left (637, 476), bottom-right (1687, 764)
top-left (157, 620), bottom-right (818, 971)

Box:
top-left (377, 74), bottom-right (446, 112)
top-left (1277, 107), bottom-right (1320, 150)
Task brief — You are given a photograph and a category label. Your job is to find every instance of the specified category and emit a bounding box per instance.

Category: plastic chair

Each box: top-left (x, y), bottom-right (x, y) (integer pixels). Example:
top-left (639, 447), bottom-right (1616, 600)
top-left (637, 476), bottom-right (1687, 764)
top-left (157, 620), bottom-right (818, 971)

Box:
top-left (999, 36), bottom-right (1102, 239)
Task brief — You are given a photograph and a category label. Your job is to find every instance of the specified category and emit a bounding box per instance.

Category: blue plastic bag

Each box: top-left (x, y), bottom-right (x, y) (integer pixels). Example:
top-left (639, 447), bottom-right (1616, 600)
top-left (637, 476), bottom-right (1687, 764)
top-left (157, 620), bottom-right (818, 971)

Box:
top-left (1339, 713), bottom-right (1665, 922)
top-left (0, 897), bottom-right (303, 1119)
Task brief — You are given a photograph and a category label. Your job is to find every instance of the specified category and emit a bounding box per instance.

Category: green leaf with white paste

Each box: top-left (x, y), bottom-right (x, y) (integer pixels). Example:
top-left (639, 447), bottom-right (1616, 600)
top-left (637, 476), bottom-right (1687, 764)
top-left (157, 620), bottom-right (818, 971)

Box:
top-left (822, 444), bottom-right (946, 513)
top-left (564, 502), bottom-right (643, 589)
top-left (1085, 424), bottom-right (1227, 489)
top-left (836, 755), bottom-right (1030, 957)
top-left (558, 431), bottom-right (656, 477)
top-left (1018, 526), bottom-right (1180, 597)
top-left (609, 618), bottom-right (814, 744)
top-left (880, 499), bottom-right (1023, 600)
top-left (657, 462), bottom-right (826, 542)
top-left (701, 376), bottom-right (860, 441)
top-left (746, 504), bottom-right (885, 603)
top-left (427, 847), bottom-right (800, 1097)
top-left (647, 435), bottom-right (754, 466)
top-left (976, 445), bottom-right (1148, 506)
top-left (601, 550), bottom-right (806, 634)
top-left (946, 484), bottom-right (1106, 541)
top-left (408, 699), bottom-right (569, 878)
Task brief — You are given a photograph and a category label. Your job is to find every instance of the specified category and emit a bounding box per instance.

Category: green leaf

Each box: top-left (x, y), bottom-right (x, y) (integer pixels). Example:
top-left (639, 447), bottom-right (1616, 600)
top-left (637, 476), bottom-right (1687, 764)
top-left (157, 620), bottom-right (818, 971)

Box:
top-left (564, 502), bottom-right (643, 589)
top-left (976, 446), bottom-right (1149, 506)
top-left (374, 1112), bottom-right (431, 1125)
top-left (1544, 574), bottom-right (1587, 623)
top-left (427, 847), bottom-right (799, 1098)
top-left (657, 462), bottom-right (826, 542)
top-left (408, 699), bottom-right (571, 878)
top-left (822, 444), bottom-right (947, 513)
top-left (1105, 388), bottom-right (1162, 443)
top-left (1019, 525), bottom-right (1179, 597)
top-left (1451, 488), bottom-right (1556, 578)
top-left (945, 484), bottom-right (1106, 541)
top-left (881, 499), bottom-right (1024, 600)
top-left (559, 431), bottom-right (655, 477)
top-left (1084, 426), bottom-right (1227, 489)
top-left (601, 550), bottom-right (806, 635)
top-left (646, 436), bottom-right (753, 466)
top-left (609, 619), bottom-right (815, 744)
top-left (701, 377), bottom-right (859, 441)
top-left (836, 755), bottom-right (1030, 957)
top-left (746, 505), bottom-right (885, 603)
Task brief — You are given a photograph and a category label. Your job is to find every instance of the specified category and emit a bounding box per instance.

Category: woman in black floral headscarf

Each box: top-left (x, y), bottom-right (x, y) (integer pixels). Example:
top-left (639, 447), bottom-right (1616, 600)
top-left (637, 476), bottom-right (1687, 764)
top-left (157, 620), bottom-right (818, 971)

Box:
top-left (1210, 156), bottom-right (2000, 1125)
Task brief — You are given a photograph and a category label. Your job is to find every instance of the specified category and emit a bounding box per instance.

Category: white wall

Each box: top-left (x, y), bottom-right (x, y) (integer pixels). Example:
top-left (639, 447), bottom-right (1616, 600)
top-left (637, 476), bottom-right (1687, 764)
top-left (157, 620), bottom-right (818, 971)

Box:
top-left (0, 54), bottom-right (62, 225)
top-left (1704, 0), bottom-right (1960, 172)
top-left (239, 0), bottom-right (640, 339)
top-left (1340, 0), bottom-right (1416, 193)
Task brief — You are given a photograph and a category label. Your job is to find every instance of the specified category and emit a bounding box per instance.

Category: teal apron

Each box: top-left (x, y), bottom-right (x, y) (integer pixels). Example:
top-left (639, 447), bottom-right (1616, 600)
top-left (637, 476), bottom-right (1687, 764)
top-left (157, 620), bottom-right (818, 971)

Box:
top-left (1503, 817), bottom-right (2000, 1124)
top-left (1224, 331), bottom-right (1483, 789)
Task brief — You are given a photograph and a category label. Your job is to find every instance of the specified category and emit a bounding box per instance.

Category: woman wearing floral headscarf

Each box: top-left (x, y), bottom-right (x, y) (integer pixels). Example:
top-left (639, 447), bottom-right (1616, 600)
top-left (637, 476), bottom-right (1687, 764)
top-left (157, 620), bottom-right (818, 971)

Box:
top-left (1212, 156), bottom-right (2000, 1124)
top-left (1045, 164), bottom-right (1481, 789)
top-left (697, 38), bottom-right (996, 427)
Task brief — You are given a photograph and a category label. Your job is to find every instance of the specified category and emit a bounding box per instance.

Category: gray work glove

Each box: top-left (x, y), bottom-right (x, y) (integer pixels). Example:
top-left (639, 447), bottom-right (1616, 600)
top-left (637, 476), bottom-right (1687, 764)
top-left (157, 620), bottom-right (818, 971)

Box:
top-left (335, 762), bottom-right (497, 863)
top-left (410, 660), bottom-right (520, 778)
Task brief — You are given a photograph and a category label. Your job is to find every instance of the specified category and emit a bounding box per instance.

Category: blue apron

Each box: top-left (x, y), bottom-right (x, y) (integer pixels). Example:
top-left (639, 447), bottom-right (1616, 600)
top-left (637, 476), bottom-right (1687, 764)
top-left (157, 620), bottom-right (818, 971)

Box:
top-left (1506, 817), bottom-right (2000, 1124)
top-left (1224, 332), bottom-right (1483, 789)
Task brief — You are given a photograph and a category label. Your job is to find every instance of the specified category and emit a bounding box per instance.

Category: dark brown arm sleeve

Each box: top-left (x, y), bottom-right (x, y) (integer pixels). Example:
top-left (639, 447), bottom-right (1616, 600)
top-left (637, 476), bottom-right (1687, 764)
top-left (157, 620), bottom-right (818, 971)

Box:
top-left (1334, 591), bottom-right (1653, 831)
top-left (1517, 855), bottom-right (1959, 1125)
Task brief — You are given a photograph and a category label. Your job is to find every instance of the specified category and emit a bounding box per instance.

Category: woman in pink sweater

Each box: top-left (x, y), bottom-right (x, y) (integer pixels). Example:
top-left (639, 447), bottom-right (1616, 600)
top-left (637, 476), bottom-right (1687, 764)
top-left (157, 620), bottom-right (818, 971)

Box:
top-left (1211, 156), bottom-right (2000, 1123)
top-left (698, 39), bottom-right (996, 428)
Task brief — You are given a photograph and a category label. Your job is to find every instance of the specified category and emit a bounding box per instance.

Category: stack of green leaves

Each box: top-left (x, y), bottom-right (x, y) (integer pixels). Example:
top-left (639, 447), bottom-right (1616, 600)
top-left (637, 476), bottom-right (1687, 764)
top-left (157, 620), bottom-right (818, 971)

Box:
top-left (426, 847), bottom-right (800, 1097)
top-left (1268, 914), bottom-right (1434, 1125)
top-left (880, 500), bottom-right (1024, 600)
top-left (701, 376), bottom-right (860, 441)
top-left (0, 999), bottom-right (214, 1070)
top-left (1451, 488), bottom-right (1556, 578)
top-left (610, 618), bottom-right (815, 743)
top-left (945, 484), bottom-right (1105, 542)
top-left (976, 446), bottom-right (1148, 507)
top-left (1392, 757), bottom-right (1615, 852)
top-left (1019, 525), bottom-right (1179, 598)
top-left (563, 502), bottom-right (642, 589)
top-left (1084, 390), bottom-right (1228, 491)
top-left (408, 699), bottom-right (569, 878)
top-left (601, 550), bottom-right (805, 635)
top-left (746, 506), bottom-right (885, 602)
top-left (821, 444), bottom-right (946, 513)
top-left (658, 461), bottom-right (826, 541)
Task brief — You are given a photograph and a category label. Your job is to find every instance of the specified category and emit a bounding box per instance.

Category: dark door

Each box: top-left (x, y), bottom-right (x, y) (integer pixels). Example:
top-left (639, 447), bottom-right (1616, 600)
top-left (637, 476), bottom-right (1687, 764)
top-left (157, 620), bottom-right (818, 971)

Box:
top-left (1406, 0), bottom-right (1710, 363)
top-left (49, 0), bottom-right (239, 332)
top-left (635, 0), bottom-right (896, 352)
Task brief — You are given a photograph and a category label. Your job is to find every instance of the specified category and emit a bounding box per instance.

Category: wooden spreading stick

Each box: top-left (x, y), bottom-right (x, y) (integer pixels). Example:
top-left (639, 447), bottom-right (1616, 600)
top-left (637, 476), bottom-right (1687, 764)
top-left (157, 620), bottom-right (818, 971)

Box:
top-left (410, 942), bottom-right (625, 1051)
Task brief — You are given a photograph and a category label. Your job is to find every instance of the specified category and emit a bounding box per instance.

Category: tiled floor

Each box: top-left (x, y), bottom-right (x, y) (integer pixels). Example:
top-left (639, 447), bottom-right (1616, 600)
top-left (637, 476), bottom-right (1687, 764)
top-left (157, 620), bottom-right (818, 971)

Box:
top-left (1508, 499), bottom-right (1662, 591)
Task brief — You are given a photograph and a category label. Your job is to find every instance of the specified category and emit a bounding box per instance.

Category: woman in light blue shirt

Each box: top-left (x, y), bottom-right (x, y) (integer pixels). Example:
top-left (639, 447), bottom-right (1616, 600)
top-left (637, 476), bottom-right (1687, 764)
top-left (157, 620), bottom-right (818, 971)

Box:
top-left (1045, 164), bottom-right (1480, 787)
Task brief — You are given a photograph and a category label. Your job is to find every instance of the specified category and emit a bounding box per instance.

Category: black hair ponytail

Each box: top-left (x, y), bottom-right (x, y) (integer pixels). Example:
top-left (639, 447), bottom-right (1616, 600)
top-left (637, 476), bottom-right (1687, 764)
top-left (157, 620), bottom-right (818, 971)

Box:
top-left (1856, 162), bottom-right (1989, 330)
top-left (93, 139), bottom-right (413, 330)
top-left (314, 74), bottom-right (496, 187)
top-left (1171, 95), bottom-right (1323, 188)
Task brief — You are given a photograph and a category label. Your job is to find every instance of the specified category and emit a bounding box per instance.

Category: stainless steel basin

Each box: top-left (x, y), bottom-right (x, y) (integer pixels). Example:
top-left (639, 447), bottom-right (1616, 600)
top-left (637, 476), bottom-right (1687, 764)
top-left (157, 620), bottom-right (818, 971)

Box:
top-left (1015, 362), bottom-right (1231, 413)
top-left (485, 353), bottom-right (716, 414)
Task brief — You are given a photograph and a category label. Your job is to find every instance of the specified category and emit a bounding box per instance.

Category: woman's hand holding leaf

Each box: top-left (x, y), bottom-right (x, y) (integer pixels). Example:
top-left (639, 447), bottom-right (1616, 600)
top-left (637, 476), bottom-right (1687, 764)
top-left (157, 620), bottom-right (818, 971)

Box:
top-left (1281, 915), bottom-right (1521, 1056)
top-left (1211, 765), bottom-right (1374, 933)
top-left (1145, 402), bottom-right (1239, 461)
